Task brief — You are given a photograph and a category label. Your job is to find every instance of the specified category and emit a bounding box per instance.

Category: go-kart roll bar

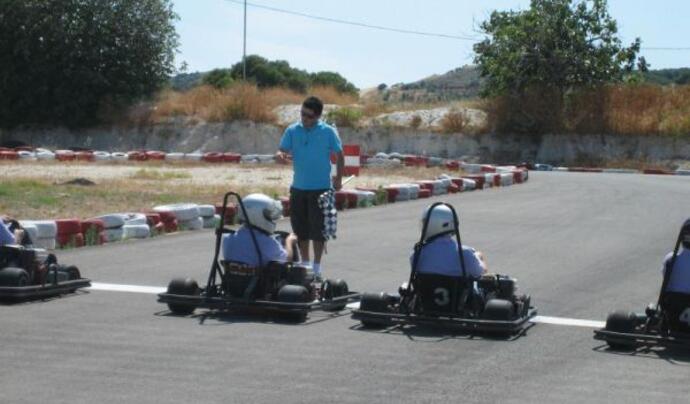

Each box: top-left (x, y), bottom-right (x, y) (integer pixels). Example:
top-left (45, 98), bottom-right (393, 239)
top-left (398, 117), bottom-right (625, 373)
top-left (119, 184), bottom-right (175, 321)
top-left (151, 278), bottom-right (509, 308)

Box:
top-left (206, 191), bottom-right (265, 297)
top-left (406, 202), bottom-right (467, 311)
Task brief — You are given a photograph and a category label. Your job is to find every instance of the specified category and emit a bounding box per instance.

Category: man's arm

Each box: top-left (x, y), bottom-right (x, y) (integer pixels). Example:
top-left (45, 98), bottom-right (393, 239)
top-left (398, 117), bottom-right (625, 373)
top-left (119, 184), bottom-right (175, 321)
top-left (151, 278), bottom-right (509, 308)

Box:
top-left (0, 219), bottom-right (16, 245)
top-left (334, 151), bottom-right (344, 190)
top-left (276, 127), bottom-right (293, 164)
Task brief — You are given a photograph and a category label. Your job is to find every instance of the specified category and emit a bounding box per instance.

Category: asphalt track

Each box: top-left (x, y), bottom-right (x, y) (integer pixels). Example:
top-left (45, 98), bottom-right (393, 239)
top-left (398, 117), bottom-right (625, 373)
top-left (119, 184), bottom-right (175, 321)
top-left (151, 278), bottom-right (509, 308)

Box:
top-left (3, 172), bottom-right (690, 403)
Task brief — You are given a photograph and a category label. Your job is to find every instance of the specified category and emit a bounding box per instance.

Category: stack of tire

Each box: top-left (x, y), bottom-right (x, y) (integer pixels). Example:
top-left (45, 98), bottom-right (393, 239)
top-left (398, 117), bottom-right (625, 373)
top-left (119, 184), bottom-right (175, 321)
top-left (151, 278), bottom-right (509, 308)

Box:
top-left (198, 205), bottom-right (220, 229)
top-left (154, 204), bottom-right (202, 231)
top-left (56, 219), bottom-right (84, 248)
top-left (19, 220), bottom-right (57, 249)
top-left (94, 214), bottom-right (127, 242)
top-left (120, 213), bottom-right (151, 239)
top-left (215, 203), bottom-right (237, 225)
top-left (81, 219), bottom-right (106, 246)
top-left (145, 213), bottom-right (165, 236)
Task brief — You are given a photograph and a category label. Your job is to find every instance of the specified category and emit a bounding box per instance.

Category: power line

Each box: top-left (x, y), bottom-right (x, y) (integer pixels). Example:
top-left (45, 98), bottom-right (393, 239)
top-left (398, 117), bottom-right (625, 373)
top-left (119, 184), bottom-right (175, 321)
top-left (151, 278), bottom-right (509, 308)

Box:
top-left (225, 0), bottom-right (690, 51)
top-left (224, 0), bottom-right (478, 41)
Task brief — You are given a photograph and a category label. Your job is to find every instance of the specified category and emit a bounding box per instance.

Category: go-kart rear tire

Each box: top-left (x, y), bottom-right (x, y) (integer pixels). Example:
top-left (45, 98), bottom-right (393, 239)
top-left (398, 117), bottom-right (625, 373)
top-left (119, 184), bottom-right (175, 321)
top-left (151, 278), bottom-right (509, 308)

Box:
top-left (482, 299), bottom-right (514, 321)
top-left (0, 267), bottom-right (29, 287)
top-left (359, 292), bottom-right (392, 328)
top-left (166, 277), bottom-right (200, 315)
top-left (277, 285), bottom-right (311, 323)
top-left (322, 278), bottom-right (349, 311)
top-left (60, 265), bottom-right (81, 281)
top-left (604, 310), bottom-right (638, 350)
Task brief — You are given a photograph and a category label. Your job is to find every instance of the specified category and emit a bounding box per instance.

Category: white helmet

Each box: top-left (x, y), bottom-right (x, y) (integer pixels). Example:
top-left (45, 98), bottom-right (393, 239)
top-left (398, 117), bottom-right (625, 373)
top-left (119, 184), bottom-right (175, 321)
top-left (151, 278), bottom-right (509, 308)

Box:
top-left (237, 193), bottom-right (283, 233)
top-left (420, 204), bottom-right (456, 241)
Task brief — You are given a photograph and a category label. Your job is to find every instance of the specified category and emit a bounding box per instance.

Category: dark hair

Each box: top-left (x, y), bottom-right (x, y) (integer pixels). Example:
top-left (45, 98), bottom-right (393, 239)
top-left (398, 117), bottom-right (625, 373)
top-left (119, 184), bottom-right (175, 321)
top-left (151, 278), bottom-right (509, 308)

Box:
top-left (302, 96), bottom-right (323, 116)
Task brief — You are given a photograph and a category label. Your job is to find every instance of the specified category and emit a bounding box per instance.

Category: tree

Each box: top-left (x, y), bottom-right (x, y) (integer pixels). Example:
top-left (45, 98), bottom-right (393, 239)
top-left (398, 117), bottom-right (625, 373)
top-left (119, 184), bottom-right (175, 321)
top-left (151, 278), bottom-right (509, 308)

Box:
top-left (203, 68), bottom-right (234, 89)
top-left (0, 0), bottom-right (179, 127)
top-left (474, 0), bottom-right (641, 98)
top-left (310, 71), bottom-right (358, 95)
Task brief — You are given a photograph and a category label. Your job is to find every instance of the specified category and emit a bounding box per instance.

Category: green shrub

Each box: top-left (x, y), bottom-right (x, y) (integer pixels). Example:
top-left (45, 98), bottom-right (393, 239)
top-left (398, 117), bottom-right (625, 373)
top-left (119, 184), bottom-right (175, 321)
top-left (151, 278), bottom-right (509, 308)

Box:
top-left (327, 107), bottom-right (362, 128)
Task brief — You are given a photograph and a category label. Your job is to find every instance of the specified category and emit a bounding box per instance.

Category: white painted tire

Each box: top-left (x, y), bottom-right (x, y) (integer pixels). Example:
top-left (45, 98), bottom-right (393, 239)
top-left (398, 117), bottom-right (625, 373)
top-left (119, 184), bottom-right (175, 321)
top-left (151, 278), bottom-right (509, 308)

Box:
top-left (256, 154), bottom-right (275, 163)
top-left (93, 151), bottom-right (111, 161)
top-left (353, 190), bottom-right (375, 206)
top-left (184, 153), bottom-right (203, 161)
top-left (240, 154), bottom-right (259, 163)
top-left (374, 152), bottom-right (389, 159)
top-left (179, 217), bottom-right (204, 231)
top-left (676, 169), bottom-right (690, 176)
top-left (119, 213), bottom-right (148, 226)
top-left (19, 220), bottom-right (57, 239)
top-left (21, 224), bottom-right (38, 244)
top-left (35, 150), bottom-right (56, 160)
top-left (427, 157), bottom-right (443, 167)
top-left (483, 174), bottom-right (495, 188)
top-left (203, 214), bottom-right (220, 229)
top-left (462, 178), bottom-right (477, 190)
top-left (93, 214), bottom-right (126, 229)
top-left (197, 204), bottom-right (216, 218)
top-left (35, 237), bottom-right (56, 250)
top-left (500, 173), bottom-right (514, 186)
top-left (111, 152), bottom-right (128, 161)
top-left (154, 203), bottom-right (200, 222)
top-left (165, 152), bottom-right (185, 161)
top-left (122, 224), bottom-right (150, 239)
top-left (17, 151), bottom-right (36, 160)
top-left (103, 228), bottom-right (124, 242)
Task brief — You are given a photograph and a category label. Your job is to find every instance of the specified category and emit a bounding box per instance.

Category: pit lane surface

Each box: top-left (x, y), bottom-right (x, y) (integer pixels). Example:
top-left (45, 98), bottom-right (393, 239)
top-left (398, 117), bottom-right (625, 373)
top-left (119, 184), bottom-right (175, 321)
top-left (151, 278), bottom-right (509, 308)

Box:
top-left (3, 172), bottom-right (690, 403)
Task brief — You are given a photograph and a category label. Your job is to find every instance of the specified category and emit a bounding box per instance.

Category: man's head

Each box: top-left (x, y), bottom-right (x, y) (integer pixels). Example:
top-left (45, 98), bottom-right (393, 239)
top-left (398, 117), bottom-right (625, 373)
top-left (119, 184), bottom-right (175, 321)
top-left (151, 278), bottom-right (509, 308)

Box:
top-left (301, 96), bottom-right (323, 128)
top-left (420, 204), bottom-right (457, 241)
top-left (238, 193), bottom-right (283, 234)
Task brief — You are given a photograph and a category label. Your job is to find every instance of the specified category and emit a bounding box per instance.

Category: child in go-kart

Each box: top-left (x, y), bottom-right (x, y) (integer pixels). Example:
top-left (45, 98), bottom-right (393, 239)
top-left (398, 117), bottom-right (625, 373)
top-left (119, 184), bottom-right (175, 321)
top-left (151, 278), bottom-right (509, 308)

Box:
top-left (0, 215), bottom-right (25, 246)
top-left (412, 204), bottom-right (488, 279)
top-left (222, 194), bottom-right (298, 267)
top-left (661, 220), bottom-right (690, 294)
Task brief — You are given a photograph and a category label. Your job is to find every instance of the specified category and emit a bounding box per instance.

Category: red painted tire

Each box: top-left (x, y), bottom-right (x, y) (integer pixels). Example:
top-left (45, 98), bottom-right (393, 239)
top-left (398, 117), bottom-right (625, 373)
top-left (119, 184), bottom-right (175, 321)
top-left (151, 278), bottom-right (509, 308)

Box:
top-left (80, 219), bottom-right (105, 234)
top-left (57, 233), bottom-right (85, 248)
top-left (146, 151), bottom-right (166, 160)
top-left (492, 174), bottom-right (501, 187)
top-left (462, 175), bottom-right (485, 190)
top-left (416, 181), bottom-right (434, 192)
top-left (55, 150), bottom-right (76, 161)
top-left (0, 151), bottom-right (18, 160)
top-left (384, 188), bottom-right (399, 203)
top-left (75, 151), bottom-right (94, 161)
top-left (480, 165), bottom-right (496, 173)
top-left (56, 219), bottom-right (82, 236)
top-left (128, 151), bottom-right (148, 161)
top-left (418, 189), bottom-right (432, 198)
top-left (215, 204), bottom-right (237, 223)
top-left (145, 212), bottom-right (162, 226)
top-left (203, 152), bottom-right (224, 163)
top-left (448, 183), bottom-right (460, 193)
top-left (163, 219), bottom-right (178, 233)
top-left (445, 161), bottom-right (460, 170)
top-left (222, 152), bottom-right (242, 163)
top-left (512, 171), bottom-right (523, 184)
top-left (643, 168), bottom-right (673, 175)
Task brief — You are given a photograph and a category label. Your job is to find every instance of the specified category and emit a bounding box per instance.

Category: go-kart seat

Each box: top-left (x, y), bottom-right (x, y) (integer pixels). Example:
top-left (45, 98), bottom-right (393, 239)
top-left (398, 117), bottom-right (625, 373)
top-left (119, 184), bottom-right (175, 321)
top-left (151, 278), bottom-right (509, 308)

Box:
top-left (661, 292), bottom-right (690, 333)
top-left (414, 273), bottom-right (474, 314)
top-left (221, 260), bottom-right (290, 298)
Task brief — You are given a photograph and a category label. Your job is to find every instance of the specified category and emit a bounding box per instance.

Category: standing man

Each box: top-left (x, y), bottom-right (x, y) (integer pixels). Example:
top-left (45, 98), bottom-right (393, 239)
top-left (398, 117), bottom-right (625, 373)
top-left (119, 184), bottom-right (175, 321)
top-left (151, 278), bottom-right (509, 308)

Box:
top-left (276, 96), bottom-right (344, 280)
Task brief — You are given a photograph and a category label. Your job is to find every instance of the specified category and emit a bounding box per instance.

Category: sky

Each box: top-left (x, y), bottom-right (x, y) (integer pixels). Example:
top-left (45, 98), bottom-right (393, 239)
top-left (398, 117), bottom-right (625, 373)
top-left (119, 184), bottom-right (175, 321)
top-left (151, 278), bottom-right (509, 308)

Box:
top-left (172, 0), bottom-right (690, 89)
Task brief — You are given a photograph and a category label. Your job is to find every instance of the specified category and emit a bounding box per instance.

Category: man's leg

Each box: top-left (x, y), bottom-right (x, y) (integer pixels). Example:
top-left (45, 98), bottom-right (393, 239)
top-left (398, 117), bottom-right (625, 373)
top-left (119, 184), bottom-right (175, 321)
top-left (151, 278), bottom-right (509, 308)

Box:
top-left (298, 239), bottom-right (310, 263)
top-left (313, 240), bottom-right (324, 265)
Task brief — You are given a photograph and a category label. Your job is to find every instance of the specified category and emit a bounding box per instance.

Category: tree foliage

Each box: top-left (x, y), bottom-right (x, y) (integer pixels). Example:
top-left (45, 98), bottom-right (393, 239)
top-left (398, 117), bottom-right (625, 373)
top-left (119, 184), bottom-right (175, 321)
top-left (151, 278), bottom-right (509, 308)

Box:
top-left (229, 55), bottom-right (358, 95)
top-left (202, 68), bottom-right (234, 89)
top-left (474, 0), bottom-right (641, 98)
top-left (0, 0), bottom-right (178, 127)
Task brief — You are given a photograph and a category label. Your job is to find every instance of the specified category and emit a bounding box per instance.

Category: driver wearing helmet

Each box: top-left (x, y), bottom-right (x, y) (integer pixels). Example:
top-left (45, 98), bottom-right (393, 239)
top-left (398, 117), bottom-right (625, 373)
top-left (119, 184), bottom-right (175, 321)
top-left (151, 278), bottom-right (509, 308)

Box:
top-left (412, 205), bottom-right (487, 279)
top-left (662, 220), bottom-right (690, 294)
top-left (222, 194), bottom-right (297, 267)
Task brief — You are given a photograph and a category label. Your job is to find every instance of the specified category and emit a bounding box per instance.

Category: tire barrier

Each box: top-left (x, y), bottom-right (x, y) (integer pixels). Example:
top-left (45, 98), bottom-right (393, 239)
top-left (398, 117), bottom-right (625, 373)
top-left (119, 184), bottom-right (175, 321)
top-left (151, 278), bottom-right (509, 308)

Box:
top-left (184, 153), bottom-right (203, 161)
top-left (104, 227), bottom-right (124, 242)
top-left (93, 214), bottom-right (126, 229)
top-left (55, 150), bottom-right (75, 161)
top-left (122, 224), bottom-right (151, 239)
top-left (165, 152), bottom-right (185, 161)
top-left (153, 203), bottom-right (200, 222)
top-left (179, 217), bottom-right (204, 231)
top-left (80, 219), bottom-right (106, 246)
top-left (223, 152), bottom-right (242, 163)
top-left (93, 151), bottom-right (111, 161)
top-left (75, 151), bottom-right (94, 161)
top-left (202, 152), bottom-right (224, 163)
top-left (127, 150), bottom-right (148, 161)
top-left (145, 151), bottom-right (166, 161)
top-left (17, 151), bottom-right (36, 160)
top-left (36, 149), bottom-right (56, 160)
top-left (215, 204), bottom-right (237, 224)
top-left (203, 214), bottom-right (221, 229)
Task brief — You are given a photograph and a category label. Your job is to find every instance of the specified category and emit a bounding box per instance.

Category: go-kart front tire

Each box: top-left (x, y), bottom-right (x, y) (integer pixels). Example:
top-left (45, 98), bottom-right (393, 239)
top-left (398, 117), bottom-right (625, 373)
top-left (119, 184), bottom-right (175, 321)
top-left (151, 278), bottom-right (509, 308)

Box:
top-left (277, 285), bottom-right (311, 323)
top-left (322, 278), bottom-right (349, 311)
top-left (604, 310), bottom-right (638, 350)
top-left (166, 277), bottom-right (200, 315)
top-left (358, 292), bottom-right (393, 328)
top-left (0, 267), bottom-right (29, 287)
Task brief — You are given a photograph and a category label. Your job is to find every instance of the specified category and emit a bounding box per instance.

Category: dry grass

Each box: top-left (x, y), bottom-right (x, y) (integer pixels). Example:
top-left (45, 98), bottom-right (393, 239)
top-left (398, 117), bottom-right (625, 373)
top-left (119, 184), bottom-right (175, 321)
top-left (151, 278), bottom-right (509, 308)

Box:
top-left (0, 161), bottom-right (463, 220)
top-left (440, 109), bottom-right (468, 134)
top-left (147, 83), bottom-right (358, 124)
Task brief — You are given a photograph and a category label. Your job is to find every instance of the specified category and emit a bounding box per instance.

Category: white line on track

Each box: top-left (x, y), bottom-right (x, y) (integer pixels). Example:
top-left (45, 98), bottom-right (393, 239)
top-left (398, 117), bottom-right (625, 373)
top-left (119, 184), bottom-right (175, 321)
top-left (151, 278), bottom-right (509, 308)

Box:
top-left (89, 282), bottom-right (607, 329)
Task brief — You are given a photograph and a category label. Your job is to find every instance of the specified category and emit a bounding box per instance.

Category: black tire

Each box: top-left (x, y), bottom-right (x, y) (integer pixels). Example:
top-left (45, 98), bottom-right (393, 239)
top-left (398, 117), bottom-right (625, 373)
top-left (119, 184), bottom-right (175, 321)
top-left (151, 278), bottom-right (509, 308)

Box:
top-left (358, 292), bottom-right (392, 328)
top-left (0, 267), bottom-right (30, 287)
top-left (604, 310), bottom-right (638, 350)
top-left (59, 265), bottom-right (81, 281)
top-left (277, 284), bottom-right (311, 303)
top-left (322, 278), bottom-right (349, 311)
top-left (166, 277), bottom-right (200, 315)
top-left (277, 285), bottom-right (311, 323)
top-left (482, 299), bottom-right (514, 321)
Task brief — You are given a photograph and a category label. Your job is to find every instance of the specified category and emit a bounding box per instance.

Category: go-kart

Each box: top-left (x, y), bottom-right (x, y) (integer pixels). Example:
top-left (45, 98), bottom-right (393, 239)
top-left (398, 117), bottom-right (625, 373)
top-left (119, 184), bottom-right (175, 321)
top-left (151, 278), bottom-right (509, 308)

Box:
top-left (352, 202), bottom-right (537, 335)
top-left (0, 244), bottom-right (90, 301)
top-left (157, 191), bottom-right (361, 322)
top-left (594, 219), bottom-right (690, 349)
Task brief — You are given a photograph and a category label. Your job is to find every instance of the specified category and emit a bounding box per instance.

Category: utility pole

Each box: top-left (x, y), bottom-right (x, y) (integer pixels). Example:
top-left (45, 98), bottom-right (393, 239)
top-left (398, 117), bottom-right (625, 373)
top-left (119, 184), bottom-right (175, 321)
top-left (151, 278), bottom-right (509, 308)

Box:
top-left (242, 0), bottom-right (247, 80)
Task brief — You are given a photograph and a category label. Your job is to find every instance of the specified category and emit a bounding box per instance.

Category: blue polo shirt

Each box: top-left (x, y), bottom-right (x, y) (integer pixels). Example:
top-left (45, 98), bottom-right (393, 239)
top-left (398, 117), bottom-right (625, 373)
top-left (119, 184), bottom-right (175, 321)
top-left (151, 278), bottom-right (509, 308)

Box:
top-left (222, 226), bottom-right (287, 267)
top-left (279, 120), bottom-right (343, 190)
top-left (0, 221), bottom-right (16, 246)
top-left (662, 248), bottom-right (690, 294)
top-left (412, 236), bottom-right (484, 279)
